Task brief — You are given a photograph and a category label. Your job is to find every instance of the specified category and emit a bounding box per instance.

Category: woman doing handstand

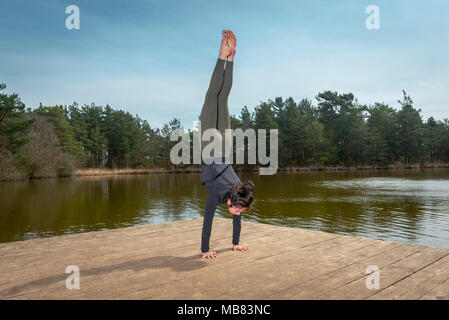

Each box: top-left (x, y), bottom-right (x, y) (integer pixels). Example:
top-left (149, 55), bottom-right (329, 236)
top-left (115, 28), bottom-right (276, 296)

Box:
top-left (199, 30), bottom-right (255, 259)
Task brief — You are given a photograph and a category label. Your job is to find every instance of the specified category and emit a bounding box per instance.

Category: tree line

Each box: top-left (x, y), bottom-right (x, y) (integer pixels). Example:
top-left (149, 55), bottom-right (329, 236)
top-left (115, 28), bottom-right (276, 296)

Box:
top-left (232, 91), bottom-right (449, 167)
top-left (1, 82), bottom-right (448, 180)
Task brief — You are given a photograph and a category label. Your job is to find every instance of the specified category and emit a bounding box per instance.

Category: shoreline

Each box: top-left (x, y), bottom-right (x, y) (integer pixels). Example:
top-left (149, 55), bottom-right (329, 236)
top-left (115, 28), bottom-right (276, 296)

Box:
top-left (1, 162), bottom-right (449, 182)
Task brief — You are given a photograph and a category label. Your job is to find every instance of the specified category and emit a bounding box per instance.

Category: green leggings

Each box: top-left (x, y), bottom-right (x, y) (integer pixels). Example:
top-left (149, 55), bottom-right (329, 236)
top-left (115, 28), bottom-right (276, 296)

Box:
top-left (199, 58), bottom-right (233, 157)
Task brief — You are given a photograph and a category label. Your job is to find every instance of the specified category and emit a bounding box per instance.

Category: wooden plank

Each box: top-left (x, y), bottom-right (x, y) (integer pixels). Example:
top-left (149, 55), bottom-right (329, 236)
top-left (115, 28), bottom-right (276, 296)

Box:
top-left (0, 218), bottom-right (269, 291)
top-left (323, 247), bottom-right (449, 299)
top-left (0, 218), bottom-right (204, 254)
top-left (1, 218), bottom-right (448, 300)
top-left (0, 219), bottom-right (276, 298)
top-left (106, 233), bottom-right (350, 299)
top-left (90, 231), bottom-right (380, 299)
top-left (418, 277), bottom-right (449, 300)
top-left (269, 242), bottom-right (423, 299)
top-left (368, 254), bottom-right (449, 299)
top-left (2, 221), bottom-right (338, 299)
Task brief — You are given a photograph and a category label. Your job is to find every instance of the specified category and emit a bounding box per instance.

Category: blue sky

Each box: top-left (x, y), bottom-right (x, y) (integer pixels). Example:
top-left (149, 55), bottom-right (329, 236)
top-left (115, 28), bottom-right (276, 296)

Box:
top-left (1, 0), bottom-right (448, 128)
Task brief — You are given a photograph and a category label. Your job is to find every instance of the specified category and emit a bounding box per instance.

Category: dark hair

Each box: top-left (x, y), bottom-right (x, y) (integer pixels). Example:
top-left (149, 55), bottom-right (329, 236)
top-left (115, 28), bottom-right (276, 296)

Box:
top-left (227, 180), bottom-right (255, 210)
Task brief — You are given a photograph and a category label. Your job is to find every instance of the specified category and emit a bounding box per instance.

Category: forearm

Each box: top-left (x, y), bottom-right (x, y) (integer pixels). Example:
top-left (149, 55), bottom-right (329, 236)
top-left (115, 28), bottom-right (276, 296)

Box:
top-left (201, 195), bottom-right (218, 253)
top-left (232, 214), bottom-right (241, 246)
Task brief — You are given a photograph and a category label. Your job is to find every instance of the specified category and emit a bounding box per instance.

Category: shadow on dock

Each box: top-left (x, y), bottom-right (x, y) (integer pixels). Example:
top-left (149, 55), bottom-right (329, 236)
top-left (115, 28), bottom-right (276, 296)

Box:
top-left (0, 254), bottom-right (210, 298)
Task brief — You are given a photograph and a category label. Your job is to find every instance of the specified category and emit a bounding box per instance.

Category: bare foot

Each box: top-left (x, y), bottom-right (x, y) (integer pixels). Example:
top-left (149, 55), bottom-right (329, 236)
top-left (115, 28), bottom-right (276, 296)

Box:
top-left (219, 30), bottom-right (232, 60)
top-left (226, 30), bottom-right (236, 61)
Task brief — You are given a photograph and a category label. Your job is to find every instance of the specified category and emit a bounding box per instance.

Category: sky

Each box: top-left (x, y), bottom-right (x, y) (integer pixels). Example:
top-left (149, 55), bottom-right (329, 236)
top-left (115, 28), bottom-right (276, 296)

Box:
top-left (1, 0), bottom-right (448, 128)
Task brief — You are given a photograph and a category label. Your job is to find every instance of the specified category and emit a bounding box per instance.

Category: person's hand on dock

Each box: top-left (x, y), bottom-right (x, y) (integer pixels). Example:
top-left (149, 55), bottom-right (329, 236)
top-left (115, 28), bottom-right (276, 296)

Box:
top-left (201, 251), bottom-right (218, 259)
top-left (233, 245), bottom-right (249, 252)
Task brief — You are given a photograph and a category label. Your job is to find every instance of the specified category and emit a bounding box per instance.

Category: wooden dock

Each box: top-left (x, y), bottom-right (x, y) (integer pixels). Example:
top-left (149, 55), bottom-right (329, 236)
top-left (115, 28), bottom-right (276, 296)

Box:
top-left (1, 217), bottom-right (449, 300)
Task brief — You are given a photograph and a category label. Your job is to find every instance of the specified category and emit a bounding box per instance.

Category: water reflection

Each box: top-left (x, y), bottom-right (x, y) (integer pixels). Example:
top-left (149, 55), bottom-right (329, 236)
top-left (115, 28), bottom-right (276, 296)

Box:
top-left (1, 169), bottom-right (448, 249)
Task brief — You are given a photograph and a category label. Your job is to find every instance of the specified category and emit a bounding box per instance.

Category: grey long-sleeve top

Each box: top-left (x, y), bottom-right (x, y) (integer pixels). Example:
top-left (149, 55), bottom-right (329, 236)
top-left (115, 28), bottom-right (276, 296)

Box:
top-left (201, 160), bottom-right (241, 253)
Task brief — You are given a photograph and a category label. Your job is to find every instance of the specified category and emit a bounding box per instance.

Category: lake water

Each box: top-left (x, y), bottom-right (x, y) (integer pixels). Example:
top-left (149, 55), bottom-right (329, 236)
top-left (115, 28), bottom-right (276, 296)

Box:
top-left (1, 169), bottom-right (449, 248)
